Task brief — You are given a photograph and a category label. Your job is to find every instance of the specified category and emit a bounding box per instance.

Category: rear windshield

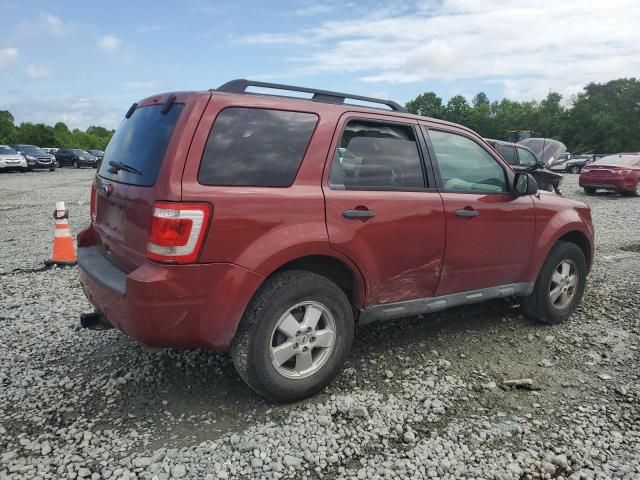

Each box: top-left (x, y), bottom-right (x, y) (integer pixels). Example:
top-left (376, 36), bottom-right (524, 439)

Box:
top-left (198, 107), bottom-right (318, 187)
top-left (594, 155), bottom-right (639, 166)
top-left (98, 104), bottom-right (184, 186)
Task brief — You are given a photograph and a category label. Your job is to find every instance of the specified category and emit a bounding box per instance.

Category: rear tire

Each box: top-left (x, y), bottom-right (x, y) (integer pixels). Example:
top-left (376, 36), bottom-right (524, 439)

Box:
top-left (570, 166), bottom-right (581, 174)
top-left (521, 241), bottom-right (587, 325)
top-left (231, 270), bottom-right (354, 402)
top-left (584, 187), bottom-right (596, 195)
top-left (49, 168), bottom-right (55, 172)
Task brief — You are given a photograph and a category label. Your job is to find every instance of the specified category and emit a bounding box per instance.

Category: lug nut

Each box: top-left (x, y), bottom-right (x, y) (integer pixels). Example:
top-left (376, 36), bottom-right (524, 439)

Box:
top-left (295, 331), bottom-right (301, 337)
top-left (302, 346), bottom-right (309, 352)
top-left (310, 337), bottom-right (316, 343)
top-left (293, 343), bottom-right (299, 349)
top-left (306, 327), bottom-right (312, 333)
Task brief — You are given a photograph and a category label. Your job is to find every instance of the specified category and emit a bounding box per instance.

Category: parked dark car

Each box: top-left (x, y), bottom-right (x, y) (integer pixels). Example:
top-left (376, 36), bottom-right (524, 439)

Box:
top-left (87, 150), bottom-right (105, 168)
top-left (56, 149), bottom-right (98, 168)
top-left (485, 139), bottom-right (563, 193)
top-left (564, 155), bottom-right (595, 174)
top-left (78, 79), bottom-right (594, 401)
top-left (9, 144), bottom-right (56, 171)
top-left (579, 154), bottom-right (640, 196)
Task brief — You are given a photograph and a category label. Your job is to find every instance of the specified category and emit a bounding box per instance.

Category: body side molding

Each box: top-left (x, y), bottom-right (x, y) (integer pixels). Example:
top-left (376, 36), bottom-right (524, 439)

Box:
top-left (359, 282), bottom-right (534, 325)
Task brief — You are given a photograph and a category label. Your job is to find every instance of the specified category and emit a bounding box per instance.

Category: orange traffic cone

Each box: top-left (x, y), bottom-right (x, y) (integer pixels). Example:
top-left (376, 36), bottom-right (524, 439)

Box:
top-left (45, 201), bottom-right (77, 266)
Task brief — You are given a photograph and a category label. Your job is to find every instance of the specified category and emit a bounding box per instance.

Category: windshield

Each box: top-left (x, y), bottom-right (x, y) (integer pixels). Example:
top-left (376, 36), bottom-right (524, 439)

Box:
top-left (0, 146), bottom-right (18, 155)
top-left (89, 150), bottom-right (104, 155)
top-left (594, 155), bottom-right (639, 166)
top-left (98, 104), bottom-right (184, 186)
top-left (73, 149), bottom-right (90, 155)
top-left (17, 145), bottom-right (46, 155)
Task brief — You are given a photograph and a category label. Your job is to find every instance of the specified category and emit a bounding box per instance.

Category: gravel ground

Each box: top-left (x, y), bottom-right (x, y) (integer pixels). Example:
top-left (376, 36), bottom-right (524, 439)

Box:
top-left (1, 169), bottom-right (639, 480)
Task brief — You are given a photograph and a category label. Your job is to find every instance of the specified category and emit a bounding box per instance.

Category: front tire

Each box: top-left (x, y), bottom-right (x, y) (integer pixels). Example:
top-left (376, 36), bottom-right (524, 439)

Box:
top-left (231, 270), bottom-right (354, 402)
top-left (569, 166), bottom-right (581, 174)
top-left (521, 241), bottom-right (587, 325)
top-left (73, 160), bottom-right (79, 169)
top-left (621, 182), bottom-right (640, 197)
top-left (584, 187), bottom-right (596, 195)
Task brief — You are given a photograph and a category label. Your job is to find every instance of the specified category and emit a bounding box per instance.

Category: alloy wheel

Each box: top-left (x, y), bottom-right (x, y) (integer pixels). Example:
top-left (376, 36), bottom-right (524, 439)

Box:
top-left (549, 259), bottom-right (578, 310)
top-left (269, 301), bottom-right (336, 379)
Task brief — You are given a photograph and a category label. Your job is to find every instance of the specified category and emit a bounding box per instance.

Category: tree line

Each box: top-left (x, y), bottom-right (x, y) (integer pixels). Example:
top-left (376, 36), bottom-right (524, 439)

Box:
top-left (0, 111), bottom-right (114, 151)
top-left (1, 78), bottom-right (638, 154)
top-left (406, 78), bottom-right (640, 154)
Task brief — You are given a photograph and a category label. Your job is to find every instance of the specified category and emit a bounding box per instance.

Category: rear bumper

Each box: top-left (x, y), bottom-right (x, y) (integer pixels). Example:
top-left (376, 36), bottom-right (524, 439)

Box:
top-left (579, 176), bottom-right (636, 191)
top-left (77, 244), bottom-right (264, 350)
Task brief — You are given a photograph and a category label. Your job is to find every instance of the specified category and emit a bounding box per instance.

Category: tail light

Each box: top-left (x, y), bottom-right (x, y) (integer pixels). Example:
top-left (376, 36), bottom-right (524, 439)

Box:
top-left (90, 183), bottom-right (97, 223)
top-left (146, 202), bottom-right (211, 264)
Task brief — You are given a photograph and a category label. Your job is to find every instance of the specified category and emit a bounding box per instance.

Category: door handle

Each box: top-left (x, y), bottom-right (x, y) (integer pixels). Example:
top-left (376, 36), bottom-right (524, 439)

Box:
top-left (343, 209), bottom-right (376, 219)
top-left (455, 209), bottom-right (479, 218)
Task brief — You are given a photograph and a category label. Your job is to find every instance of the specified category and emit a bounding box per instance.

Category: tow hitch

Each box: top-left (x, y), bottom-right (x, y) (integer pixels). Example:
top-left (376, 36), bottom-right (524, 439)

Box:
top-left (80, 312), bottom-right (113, 330)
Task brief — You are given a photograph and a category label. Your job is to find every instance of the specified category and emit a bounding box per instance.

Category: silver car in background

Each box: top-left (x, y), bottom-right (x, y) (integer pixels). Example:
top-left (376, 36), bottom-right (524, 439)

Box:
top-left (0, 145), bottom-right (27, 172)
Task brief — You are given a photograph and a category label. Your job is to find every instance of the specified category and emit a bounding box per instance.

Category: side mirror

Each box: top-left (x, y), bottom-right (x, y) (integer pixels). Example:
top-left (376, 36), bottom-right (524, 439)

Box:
top-left (514, 172), bottom-right (538, 196)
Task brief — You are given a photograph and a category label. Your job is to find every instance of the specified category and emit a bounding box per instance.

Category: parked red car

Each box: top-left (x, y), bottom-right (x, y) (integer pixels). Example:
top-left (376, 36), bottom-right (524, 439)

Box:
top-left (579, 154), bottom-right (640, 196)
top-left (78, 80), bottom-right (594, 401)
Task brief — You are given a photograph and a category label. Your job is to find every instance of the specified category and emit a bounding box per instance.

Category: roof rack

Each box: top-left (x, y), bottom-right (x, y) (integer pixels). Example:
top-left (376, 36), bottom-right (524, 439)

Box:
top-left (215, 79), bottom-right (406, 113)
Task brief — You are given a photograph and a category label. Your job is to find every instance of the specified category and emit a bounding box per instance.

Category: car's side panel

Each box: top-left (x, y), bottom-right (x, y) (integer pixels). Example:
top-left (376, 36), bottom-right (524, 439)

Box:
top-left (419, 123), bottom-right (536, 294)
top-left (321, 113), bottom-right (446, 306)
top-left (524, 195), bottom-right (594, 283)
top-left (180, 94), bottom-right (368, 304)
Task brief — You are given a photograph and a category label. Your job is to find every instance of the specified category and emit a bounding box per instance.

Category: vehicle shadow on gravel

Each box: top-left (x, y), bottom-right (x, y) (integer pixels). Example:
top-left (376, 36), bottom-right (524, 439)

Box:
top-left (86, 297), bottom-right (550, 449)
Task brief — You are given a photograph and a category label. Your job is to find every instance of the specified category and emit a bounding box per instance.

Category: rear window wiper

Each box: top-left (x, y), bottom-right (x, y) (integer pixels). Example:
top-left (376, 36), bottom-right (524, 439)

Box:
top-left (108, 160), bottom-right (143, 175)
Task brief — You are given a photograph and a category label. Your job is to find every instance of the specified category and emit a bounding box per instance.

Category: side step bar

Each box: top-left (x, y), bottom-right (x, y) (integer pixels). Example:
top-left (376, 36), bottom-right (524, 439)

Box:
top-left (359, 282), bottom-right (534, 326)
top-left (80, 312), bottom-right (113, 331)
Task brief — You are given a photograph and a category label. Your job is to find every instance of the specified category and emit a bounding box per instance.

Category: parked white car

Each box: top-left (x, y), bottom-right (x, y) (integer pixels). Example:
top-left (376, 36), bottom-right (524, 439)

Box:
top-left (0, 145), bottom-right (27, 172)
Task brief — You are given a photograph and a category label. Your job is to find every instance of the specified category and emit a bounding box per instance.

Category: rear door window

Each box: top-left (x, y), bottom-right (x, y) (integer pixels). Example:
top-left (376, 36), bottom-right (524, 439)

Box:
top-left (499, 144), bottom-right (518, 165)
top-left (98, 104), bottom-right (184, 186)
top-left (198, 107), bottom-right (318, 187)
top-left (329, 120), bottom-right (426, 190)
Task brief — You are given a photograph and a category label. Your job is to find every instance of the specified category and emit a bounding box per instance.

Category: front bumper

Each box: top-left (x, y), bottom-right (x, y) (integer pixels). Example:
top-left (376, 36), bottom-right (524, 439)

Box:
top-left (77, 242), bottom-right (264, 351)
top-left (27, 159), bottom-right (54, 169)
top-left (0, 160), bottom-right (27, 170)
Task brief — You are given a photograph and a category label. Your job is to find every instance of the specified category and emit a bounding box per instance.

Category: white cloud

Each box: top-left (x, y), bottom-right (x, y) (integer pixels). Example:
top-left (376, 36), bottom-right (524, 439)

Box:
top-left (292, 4), bottom-right (334, 16)
top-left (240, 0), bottom-right (640, 101)
top-left (26, 64), bottom-right (50, 79)
top-left (42, 13), bottom-right (70, 35)
top-left (98, 35), bottom-right (122, 51)
top-left (136, 25), bottom-right (167, 33)
top-left (70, 98), bottom-right (93, 110)
top-left (4, 94), bottom-right (123, 130)
top-left (236, 33), bottom-right (310, 46)
top-left (0, 47), bottom-right (18, 70)
top-left (124, 81), bottom-right (156, 89)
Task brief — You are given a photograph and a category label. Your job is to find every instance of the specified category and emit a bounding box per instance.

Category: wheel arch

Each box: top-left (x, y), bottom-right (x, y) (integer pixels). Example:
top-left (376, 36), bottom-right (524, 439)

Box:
top-left (269, 254), bottom-right (366, 310)
top-left (557, 230), bottom-right (592, 271)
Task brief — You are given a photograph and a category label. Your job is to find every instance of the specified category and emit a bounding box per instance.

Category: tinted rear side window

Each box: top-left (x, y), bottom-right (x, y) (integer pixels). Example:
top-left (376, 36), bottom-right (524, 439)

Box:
top-left (499, 144), bottom-right (517, 165)
top-left (98, 104), bottom-right (184, 186)
top-left (198, 107), bottom-right (318, 187)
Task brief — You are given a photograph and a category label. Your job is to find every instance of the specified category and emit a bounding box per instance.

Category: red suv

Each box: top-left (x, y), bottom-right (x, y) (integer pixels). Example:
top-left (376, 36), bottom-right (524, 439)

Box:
top-left (78, 80), bottom-right (594, 401)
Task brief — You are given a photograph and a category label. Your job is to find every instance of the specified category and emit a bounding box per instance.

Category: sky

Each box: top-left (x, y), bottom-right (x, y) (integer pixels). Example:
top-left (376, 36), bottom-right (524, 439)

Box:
top-left (1, 0), bottom-right (639, 130)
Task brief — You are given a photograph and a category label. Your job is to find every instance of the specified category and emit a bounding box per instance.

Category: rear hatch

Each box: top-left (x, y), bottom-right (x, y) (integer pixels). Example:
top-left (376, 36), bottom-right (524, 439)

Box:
top-left (93, 92), bottom-right (211, 273)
